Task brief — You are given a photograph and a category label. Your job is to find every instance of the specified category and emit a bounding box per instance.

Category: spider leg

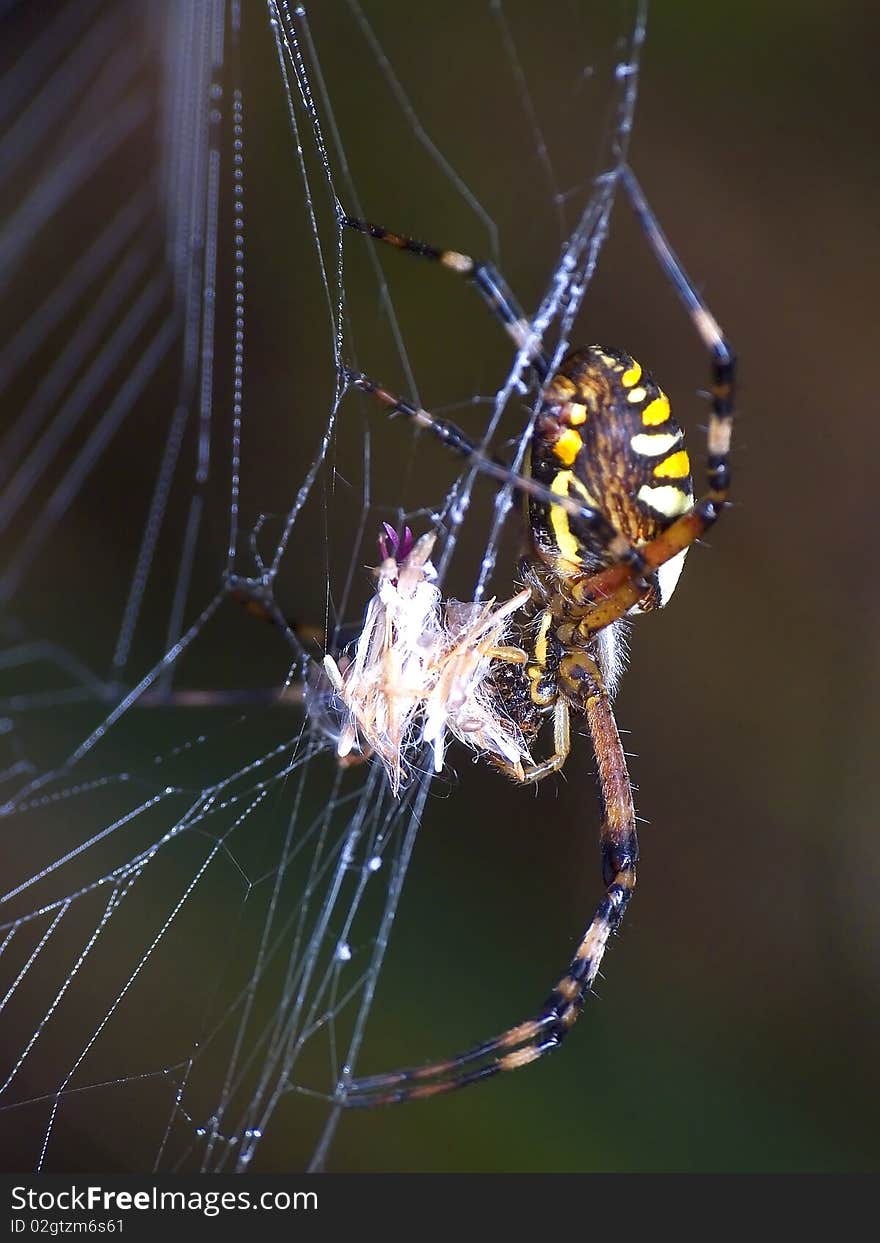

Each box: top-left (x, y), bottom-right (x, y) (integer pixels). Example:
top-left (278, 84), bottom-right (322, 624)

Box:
top-left (620, 164), bottom-right (734, 507)
top-left (342, 216), bottom-right (550, 380)
top-left (341, 370), bottom-right (638, 563)
top-left (570, 501), bottom-right (718, 633)
top-left (489, 696), bottom-right (571, 784)
top-left (486, 645), bottom-right (527, 664)
top-left (342, 687), bottom-right (635, 1107)
top-left (560, 167), bottom-right (736, 634)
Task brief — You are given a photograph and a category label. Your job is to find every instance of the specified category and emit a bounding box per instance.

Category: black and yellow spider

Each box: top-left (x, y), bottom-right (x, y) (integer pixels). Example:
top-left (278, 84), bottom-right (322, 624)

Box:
top-left (338, 165), bottom-right (735, 1106)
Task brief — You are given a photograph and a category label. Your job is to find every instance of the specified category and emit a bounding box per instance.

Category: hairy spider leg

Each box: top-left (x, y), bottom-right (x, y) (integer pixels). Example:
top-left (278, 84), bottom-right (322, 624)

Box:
top-left (341, 216), bottom-right (550, 380)
top-left (343, 678), bottom-right (635, 1106)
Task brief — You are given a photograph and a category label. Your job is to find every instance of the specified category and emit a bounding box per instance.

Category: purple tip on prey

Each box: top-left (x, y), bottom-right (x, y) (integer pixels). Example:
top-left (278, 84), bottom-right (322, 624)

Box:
top-left (378, 523), bottom-right (414, 563)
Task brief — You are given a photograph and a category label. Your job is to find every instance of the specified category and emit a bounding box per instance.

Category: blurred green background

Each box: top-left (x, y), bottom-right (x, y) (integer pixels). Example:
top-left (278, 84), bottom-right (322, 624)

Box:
top-left (1, 0), bottom-right (878, 1172)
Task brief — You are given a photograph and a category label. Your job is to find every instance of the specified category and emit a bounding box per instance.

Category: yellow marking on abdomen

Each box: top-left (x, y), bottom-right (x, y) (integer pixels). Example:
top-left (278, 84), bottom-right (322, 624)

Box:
top-left (550, 503), bottom-right (579, 563)
top-left (630, 430), bottom-right (681, 457)
top-left (637, 483), bottom-right (693, 518)
top-left (549, 470), bottom-right (597, 562)
top-left (567, 403), bottom-right (587, 426)
top-left (621, 361), bottom-right (642, 387)
top-left (652, 449), bottom-right (691, 479)
top-left (641, 394), bottom-right (671, 426)
top-left (626, 386), bottom-right (647, 404)
top-left (553, 427), bottom-right (583, 466)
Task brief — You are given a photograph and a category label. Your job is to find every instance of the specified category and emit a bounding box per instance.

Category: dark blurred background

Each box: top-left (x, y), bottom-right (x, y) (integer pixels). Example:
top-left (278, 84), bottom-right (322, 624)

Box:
top-left (1, 0), bottom-right (878, 1172)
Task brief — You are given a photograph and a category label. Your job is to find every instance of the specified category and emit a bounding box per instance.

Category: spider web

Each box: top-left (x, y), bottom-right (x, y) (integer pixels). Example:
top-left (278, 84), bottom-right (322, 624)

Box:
top-left (0, 0), bottom-right (647, 1172)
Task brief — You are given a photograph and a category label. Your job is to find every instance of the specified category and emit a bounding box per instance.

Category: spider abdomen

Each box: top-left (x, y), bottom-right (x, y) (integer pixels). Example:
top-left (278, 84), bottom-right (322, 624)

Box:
top-left (529, 346), bottom-right (694, 593)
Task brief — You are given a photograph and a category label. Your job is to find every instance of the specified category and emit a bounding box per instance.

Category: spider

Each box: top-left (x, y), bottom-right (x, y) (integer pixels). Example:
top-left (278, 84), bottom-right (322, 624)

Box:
top-left (337, 165), bottom-right (735, 1107)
